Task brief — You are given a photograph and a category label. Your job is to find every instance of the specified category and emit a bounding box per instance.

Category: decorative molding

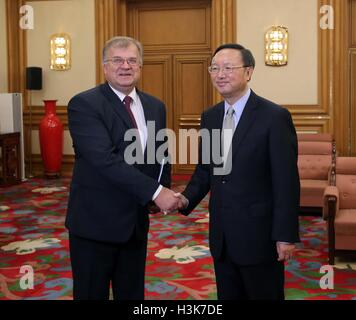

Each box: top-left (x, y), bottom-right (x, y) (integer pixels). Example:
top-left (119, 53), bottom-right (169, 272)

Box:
top-left (352, 0), bottom-right (356, 46)
top-left (287, 1), bottom-right (350, 156)
top-left (293, 117), bottom-right (331, 134)
top-left (285, 0), bottom-right (334, 127)
top-left (95, 0), bottom-right (119, 84)
top-left (139, 55), bottom-right (173, 128)
top-left (211, 0), bottom-right (236, 104)
top-left (128, 0), bottom-right (211, 53)
top-left (284, 105), bottom-right (327, 114)
top-left (211, 0), bottom-right (236, 50)
top-left (173, 54), bottom-right (212, 116)
top-left (6, 0), bottom-right (352, 174)
top-left (6, 0), bottom-right (26, 96)
top-left (329, 0), bottom-right (350, 155)
top-left (23, 109), bottom-right (69, 127)
top-left (30, 154), bottom-right (74, 177)
top-left (350, 49), bottom-right (356, 154)
top-left (95, 0), bottom-right (235, 102)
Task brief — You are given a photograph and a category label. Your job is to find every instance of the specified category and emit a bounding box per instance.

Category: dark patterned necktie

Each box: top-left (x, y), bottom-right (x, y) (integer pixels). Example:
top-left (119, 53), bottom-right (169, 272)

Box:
top-left (123, 96), bottom-right (138, 128)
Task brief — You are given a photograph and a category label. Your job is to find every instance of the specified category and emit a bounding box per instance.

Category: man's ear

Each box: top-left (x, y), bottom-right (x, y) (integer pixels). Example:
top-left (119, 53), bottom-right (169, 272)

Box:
top-left (246, 67), bottom-right (254, 82)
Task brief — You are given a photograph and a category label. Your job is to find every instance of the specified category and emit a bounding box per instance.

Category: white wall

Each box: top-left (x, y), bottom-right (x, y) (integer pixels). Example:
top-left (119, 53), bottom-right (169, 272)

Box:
top-left (26, 0), bottom-right (96, 155)
top-left (0, 0), bottom-right (8, 93)
top-left (236, 0), bottom-right (318, 105)
top-left (26, 0), bottom-right (96, 106)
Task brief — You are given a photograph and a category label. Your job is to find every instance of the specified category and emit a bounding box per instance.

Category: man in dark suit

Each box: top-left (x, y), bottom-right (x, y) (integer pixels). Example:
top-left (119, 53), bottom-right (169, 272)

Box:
top-left (66, 36), bottom-right (179, 300)
top-left (175, 44), bottom-right (300, 300)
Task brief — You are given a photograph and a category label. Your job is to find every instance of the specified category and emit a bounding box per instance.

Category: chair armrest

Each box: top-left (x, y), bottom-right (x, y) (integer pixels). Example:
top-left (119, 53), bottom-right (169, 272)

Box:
top-left (323, 186), bottom-right (339, 220)
top-left (328, 162), bottom-right (336, 186)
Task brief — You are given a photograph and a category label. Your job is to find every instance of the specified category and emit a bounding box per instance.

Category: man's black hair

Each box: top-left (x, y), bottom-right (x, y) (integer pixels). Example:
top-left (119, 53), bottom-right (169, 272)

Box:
top-left (213, 43), bottom-right (255, 68)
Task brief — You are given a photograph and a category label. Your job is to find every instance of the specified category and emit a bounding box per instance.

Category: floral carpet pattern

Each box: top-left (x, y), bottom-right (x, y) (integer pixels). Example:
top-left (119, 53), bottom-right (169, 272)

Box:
top-left (0, 177), bottom-right (356, 300)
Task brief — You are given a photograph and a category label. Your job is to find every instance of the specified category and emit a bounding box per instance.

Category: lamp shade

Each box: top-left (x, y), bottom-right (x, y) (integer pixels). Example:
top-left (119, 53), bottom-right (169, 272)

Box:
top-left (26, 67), bottom-right (42, 90)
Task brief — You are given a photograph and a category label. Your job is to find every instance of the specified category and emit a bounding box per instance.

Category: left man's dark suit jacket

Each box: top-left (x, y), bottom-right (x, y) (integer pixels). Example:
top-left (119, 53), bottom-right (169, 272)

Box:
top-left (181, 90), bottom-right (300, 266)
top-left (66, 82), bottom-right (170, 243)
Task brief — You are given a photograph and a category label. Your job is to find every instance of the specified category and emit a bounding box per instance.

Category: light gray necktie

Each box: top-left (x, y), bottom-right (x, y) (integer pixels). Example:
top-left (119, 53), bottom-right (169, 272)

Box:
top-left (221, 106), bottom-right (235, 166)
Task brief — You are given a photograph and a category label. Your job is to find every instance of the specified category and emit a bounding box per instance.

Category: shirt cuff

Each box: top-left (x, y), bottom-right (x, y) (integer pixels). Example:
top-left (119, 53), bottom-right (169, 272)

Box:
top-left (182, 194), bottom-right (189, 209)
top-left (152, 185), bottom-right (163, 201)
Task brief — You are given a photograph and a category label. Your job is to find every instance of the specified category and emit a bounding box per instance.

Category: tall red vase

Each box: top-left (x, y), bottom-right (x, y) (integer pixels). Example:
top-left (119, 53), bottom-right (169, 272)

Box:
top-left (39, 100), bottom-right (63, 178)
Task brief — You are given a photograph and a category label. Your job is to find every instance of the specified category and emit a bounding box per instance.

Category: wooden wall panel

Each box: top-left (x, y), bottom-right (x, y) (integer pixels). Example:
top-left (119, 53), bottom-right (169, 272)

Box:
top-left (14, 0), bottom-right (355, 174)
top-left (352, 0), bottom-right (356, 47)
top-left (351, 50), bottom-right (356, 155)
top-left (6, 0), bottom-right (26, 97)
top-left (293, 117), bottom-right (330, 135)
top-left (128, 0), bottom-right (211, 52)
top-left (284, 0), bottom-right (333, 137)
top-left (173, 54), bottom-right (211, 173)
top-left (139, 55), bottom-right (173, 129)
top-left (95, 0), bottom-right (119, 84)
top-left (128, 0), bottom-right (213, 173)
top-left (174, 55), bottom-right (211, 116)
top-left (331, 0), bottom-right (350, 155)
top-left (140, 56), bottom-right (172, 101)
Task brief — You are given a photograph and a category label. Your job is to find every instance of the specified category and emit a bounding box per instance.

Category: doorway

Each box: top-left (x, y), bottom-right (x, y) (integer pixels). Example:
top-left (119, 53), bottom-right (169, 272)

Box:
top-left (127, 0), bottom-right (213, 173)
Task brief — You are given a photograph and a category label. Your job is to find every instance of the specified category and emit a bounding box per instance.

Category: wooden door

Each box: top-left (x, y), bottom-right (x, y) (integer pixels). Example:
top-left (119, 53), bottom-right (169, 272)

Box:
top-left (127, 0), bottom-right (213, 173)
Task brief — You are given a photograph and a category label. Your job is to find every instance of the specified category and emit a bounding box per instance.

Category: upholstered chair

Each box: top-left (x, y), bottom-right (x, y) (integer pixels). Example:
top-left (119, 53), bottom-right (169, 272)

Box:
top-left (323, 157), bottom-right (356, 265)
top-left (298, 133), bottom-right (336, 209)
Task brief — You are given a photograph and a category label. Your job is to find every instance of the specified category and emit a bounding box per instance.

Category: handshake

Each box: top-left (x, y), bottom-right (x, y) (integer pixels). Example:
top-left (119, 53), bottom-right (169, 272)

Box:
top-left (153, 187), bottom-right (189, 214)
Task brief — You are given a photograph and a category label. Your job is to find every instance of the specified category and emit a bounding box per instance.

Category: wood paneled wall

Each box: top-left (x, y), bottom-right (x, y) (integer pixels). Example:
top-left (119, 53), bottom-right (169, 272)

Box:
top-left (350, 0), bottom-right (356, 155)
top-left (5, 0), bottom-right (354, 176)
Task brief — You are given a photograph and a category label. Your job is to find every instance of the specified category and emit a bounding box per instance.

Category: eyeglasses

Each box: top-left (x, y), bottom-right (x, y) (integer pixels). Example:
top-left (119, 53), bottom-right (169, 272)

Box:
top-left (208, 65), bottom-right (248, 74)
top-left (104, 57), bottom-right (140, 67)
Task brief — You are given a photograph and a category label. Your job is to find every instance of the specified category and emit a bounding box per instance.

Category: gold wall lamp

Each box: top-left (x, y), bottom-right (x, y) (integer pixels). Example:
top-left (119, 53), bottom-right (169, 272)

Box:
top-left (265, 26), bottom-right (288, 66)
top-left (50, 33), bottom-right (71, 71)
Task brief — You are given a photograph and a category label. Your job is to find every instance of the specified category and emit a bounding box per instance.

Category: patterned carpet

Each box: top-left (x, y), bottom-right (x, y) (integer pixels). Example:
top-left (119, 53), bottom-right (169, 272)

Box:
top-left (0, 177), bottom-right (356, 300)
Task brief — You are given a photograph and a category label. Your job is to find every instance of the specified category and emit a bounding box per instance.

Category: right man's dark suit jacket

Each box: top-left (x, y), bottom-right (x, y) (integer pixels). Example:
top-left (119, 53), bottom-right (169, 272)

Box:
top-left (181, 91), bottom-right (300, 266)
top-left (66, 83), bottom-right (170, 244)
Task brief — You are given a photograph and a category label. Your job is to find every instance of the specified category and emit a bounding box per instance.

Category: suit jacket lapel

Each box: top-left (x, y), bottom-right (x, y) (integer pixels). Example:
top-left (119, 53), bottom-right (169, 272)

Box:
top-left (209, 102), bottom-right (225, 131)
top-left (207, 102), bottom-right (225, 160)
top-left (100, 82), bottom-right (134, 130)
top-left (231, 91), bottom-right (258, 159)
top-left (137, 90), bottom-right (156, 125)
top-left (137, 89), bottom-right (156, 158)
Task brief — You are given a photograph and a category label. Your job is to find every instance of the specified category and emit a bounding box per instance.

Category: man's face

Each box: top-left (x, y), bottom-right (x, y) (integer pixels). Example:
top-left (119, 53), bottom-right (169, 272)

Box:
top-left (103, 44), bottom-right (141, 94)
top-left (210, 49), bottom-right (253, 102)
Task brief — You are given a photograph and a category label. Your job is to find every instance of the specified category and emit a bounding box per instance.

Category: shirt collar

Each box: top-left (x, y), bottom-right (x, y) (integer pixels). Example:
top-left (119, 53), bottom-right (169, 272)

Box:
top-left (224, 88), bottom-right (251, 115)
top-left (108, 84), bottom-right (139, 104)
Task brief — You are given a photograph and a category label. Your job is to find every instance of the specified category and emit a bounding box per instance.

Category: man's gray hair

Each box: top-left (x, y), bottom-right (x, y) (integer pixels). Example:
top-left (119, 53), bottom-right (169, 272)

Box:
top-left (102, 36), bottom-right (144, 65)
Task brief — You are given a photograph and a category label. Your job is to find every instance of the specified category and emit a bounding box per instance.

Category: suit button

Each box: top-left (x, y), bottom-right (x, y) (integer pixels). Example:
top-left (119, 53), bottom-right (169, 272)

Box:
top-left (222, 179), bottom-right (226, 184)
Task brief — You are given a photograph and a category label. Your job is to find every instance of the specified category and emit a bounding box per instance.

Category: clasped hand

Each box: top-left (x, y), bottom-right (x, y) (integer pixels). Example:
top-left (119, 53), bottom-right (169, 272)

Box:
top-left (154, 187), bottom-right (188, 214)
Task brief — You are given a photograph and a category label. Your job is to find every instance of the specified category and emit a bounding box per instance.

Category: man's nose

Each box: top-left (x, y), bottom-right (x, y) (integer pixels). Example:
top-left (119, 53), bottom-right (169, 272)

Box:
top-left (216, 70), bottom-right (226, 78)
top-left (119, 60), bottom-right (132, 69)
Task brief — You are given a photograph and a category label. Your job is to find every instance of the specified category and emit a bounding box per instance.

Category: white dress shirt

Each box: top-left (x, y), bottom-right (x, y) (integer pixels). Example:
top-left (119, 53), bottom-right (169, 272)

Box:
top-left (223, 88), bottom-right (251, 128)
top-left (109, 84), bottom-right (162, 200)
top-left (109, 85), bottom-right (147, 152)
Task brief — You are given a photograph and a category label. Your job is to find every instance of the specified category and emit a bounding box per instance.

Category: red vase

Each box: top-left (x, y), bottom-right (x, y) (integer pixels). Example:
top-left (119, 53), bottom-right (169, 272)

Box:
top-left (39, 100), bottom-right (63, 178)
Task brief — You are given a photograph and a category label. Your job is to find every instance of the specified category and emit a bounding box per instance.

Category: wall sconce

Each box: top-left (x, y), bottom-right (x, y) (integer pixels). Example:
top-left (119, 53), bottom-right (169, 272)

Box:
top-left (265, 26), bottom-right (288, 66)
top-left (50, 33), bottom-right (71, 71)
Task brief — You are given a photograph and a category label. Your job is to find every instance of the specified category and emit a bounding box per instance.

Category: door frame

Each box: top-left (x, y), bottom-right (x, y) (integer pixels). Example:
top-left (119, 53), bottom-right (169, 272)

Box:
top-left (95, 0), bottom-right (236, 105)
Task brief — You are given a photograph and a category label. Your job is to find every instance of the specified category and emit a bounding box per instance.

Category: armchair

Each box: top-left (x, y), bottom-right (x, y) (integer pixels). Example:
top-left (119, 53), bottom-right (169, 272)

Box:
top-left (297, 133), bottom-right (336, 209)
top-left (323, 157), bottom-right (356, 265)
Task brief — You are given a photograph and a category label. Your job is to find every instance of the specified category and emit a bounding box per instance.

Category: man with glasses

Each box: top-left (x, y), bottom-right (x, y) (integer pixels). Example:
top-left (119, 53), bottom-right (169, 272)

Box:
top-left (66, 36), bottom-right (178, 299)
top-left (175, 44), bottom-right (300, 299)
